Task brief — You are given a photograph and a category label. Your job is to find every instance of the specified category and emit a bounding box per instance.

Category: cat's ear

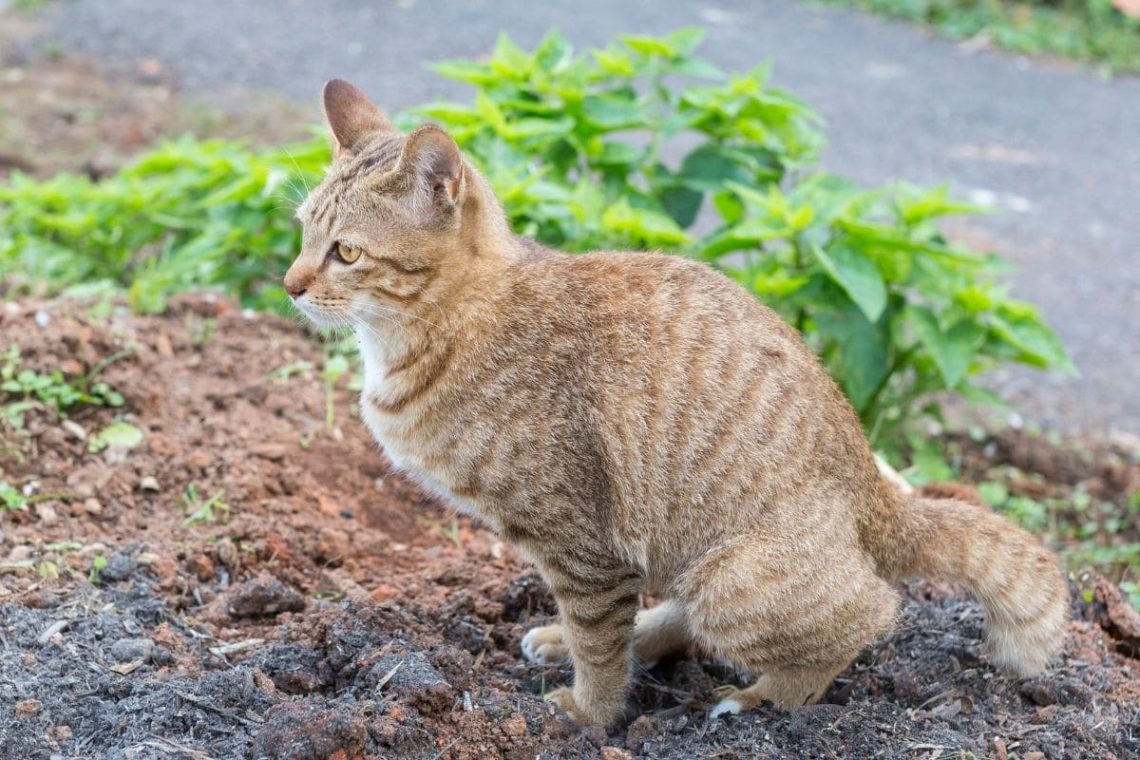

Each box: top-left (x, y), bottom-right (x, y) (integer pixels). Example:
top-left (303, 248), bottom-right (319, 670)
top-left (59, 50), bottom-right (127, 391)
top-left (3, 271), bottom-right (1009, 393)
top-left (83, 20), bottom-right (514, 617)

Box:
top-left (322, 79), bottom-right (395, 156)
top-left (396, 124), bottom-right (465, 207)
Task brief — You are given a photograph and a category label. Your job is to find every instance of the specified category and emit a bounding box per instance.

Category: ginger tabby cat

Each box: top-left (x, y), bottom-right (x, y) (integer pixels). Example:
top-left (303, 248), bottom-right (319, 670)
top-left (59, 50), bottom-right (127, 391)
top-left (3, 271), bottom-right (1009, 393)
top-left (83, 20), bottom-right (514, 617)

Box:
top-left (284, 80), bottom-right (1068, 726)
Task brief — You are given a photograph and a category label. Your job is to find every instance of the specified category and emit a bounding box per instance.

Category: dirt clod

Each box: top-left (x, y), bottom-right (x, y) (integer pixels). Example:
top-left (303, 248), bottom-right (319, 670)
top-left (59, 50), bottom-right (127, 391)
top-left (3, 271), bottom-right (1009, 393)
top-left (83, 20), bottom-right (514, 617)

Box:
top-left (13, 699), bottom-right (41, 718)
top-left (226, 574), bottom-right (306, 619)
top-left (624, 714), bottom-right (658, 753)
top-left (110, 637), bottom-right (156, 663)
top-left (253, 701), bottom-right (370, 760)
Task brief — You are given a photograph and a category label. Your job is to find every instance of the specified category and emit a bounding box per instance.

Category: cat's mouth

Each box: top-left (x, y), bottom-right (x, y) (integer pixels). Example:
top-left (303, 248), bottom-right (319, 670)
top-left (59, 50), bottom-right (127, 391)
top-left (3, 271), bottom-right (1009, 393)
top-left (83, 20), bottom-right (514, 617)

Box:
top-left (292, 295), bottom-right (353, 329)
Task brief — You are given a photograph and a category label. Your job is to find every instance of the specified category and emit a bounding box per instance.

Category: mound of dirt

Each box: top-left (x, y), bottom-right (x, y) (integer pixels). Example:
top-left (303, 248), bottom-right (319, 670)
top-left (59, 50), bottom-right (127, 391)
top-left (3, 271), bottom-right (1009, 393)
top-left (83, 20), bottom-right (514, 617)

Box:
top-left (1, 296), bottom-right (1137, 759)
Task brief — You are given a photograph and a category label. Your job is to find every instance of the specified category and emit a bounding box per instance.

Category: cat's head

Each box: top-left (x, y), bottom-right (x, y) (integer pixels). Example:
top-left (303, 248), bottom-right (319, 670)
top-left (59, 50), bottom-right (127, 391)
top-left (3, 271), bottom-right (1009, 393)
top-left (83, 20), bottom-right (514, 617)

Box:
top-left (285, 79), bottom-right (501, 330)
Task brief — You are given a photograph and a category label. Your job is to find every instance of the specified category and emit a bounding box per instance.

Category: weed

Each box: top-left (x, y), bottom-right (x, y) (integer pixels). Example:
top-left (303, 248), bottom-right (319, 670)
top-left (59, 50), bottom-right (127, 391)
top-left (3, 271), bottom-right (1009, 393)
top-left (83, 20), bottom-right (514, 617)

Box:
top-left (0, 480), bottom-right (27, 510)
top-left (267, 360), bottom-right (314, 385)
top-left (181, 483), bottom-right (231, 527)
top-left (1, 346), bottom-right (124, 426)
top-left (321, 354), bottom-right (350, 432)
top-left (89, 554), bottom-right (108, 585)
top-left (820, 0), bottom-right (1140, 75)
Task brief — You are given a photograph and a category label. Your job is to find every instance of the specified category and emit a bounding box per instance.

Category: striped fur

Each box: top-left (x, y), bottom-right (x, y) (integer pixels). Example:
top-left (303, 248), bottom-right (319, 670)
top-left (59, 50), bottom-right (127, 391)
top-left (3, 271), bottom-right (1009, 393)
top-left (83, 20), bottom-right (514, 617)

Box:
top-left (284, 81), bottom-right (1069, 726)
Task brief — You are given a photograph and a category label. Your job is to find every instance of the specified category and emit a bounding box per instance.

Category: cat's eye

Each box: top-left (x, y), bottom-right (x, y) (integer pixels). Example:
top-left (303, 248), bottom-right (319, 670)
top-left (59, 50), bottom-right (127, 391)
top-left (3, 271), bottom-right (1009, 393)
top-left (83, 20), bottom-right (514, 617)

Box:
top-left (332, 242), bottom-right (362, 264)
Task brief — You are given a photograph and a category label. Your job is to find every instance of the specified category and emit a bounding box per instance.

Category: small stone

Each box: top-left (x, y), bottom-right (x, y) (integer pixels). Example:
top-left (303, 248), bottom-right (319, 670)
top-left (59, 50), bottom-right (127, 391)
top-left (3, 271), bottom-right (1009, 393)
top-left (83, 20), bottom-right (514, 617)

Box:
top-left (601, 749), bottom-right (633, 760)
top-left (34, 310), bottom-right (51, 327)
top-left (215, 538), bottom-right (239, 569)
top-left (139, 476), bottom-right (160, 492)
top-left (14, 698), bottom-right (41, 717)
top-left (83, 498), bottom-right (103, 516)
top-left (369, 583), bottom-right (400, 603)
top-left (154, 334), bottom-right (174, 357)
top-left (60, 419), bottom-right (87, 441)
top-left (101, 552), bottom-right (136, 583)
top-left (110, 637), bottom-right (155, 663)
top-left (192, 554), bottom-right (215, 582)
top-left (501, 712), bottom-right (528, 738)
top-left (49, 724), bottom-right (74, 741)
top-left (35, 503), bottom-right (59, 527)
top-left (226, 575), bottom-right (305, 618)
top-left (8, 545), bottom-right (33, 562)
top-left (151, 645), bottom-right (174, 666)
top-left (625, 714), bottom-right (658, 753)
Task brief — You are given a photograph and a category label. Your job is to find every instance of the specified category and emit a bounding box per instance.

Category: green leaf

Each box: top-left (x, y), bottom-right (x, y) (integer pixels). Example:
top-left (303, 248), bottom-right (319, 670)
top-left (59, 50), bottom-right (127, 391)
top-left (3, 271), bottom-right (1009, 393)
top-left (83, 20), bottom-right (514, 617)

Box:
top-left (582, 93), bottom-right (643, 130)
top-left (589, 141), bottom-right (645, 167)
top-left (88, 422), bottom-right (145, 453)
top-left (712, 190), bottom-right (744, 226)
top-left (752, 271), bottom-right (810, 297)
top-left (671, 56), bottom-right (726, 79)
top-left (991, 310), bottom-right (1077, 374)
top-left (533, 30), bottom-right (573, 72)
top-left (812, 243), bottom-right (888, 322)
top-left (658, 184), bottom-right (703, 229)
top-left (815, 303), bottom-right (891, 411)
top-left (907, 307), bottom-right (986, 388)
top-left (664, 27), bottom-right (706, 56)
top-left (620, 35), bottom-right (676, 58)
top-left (429, 60), bottom-right (498, 86)
top-left (679, 144), bottom-right (751, 191)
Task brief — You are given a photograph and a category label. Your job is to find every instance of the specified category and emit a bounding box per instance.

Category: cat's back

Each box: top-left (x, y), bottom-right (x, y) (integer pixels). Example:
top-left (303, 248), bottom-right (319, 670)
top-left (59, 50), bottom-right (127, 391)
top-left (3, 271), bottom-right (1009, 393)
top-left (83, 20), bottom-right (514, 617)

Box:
top-left (506, 248), bottom-right (815, 382)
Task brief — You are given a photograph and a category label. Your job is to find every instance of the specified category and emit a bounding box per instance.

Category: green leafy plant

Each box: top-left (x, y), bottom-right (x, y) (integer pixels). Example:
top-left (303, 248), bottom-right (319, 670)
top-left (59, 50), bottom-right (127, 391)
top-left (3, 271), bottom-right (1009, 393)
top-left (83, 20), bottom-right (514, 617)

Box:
top-left (821, 0), bottom-right (1140, 75)
top-left (0, 480), bottom-right (28, 510)
top-left (0, 138), bottom-right (328, 313)
top-left (1, 346), bottom-right (125, 427)
top-left (417, 30), bottom-right (1073, 445)
top-left (89, 554), bottom-right (108, 585)
top-left (87, 421), bottom-right (145, 454)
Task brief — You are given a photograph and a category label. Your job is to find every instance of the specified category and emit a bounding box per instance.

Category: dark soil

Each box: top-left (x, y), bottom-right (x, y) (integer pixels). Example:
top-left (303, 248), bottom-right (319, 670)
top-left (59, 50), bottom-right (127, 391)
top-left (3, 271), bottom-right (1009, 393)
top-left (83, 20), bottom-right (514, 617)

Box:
top-left (0, 297), bottom-right (1138, 759)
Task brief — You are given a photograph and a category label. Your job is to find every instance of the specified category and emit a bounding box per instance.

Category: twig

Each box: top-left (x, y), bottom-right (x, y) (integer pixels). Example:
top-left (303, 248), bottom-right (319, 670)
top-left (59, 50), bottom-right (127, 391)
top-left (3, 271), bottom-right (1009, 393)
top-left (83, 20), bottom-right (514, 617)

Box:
top-left (374, 660), bottom-right (404, 694)
top-left (36, 619), bottom-right (70, 645)
top-left (208, 638), bottom-right (265, 658)
top-left (174, 690), bottom-right (262, 726)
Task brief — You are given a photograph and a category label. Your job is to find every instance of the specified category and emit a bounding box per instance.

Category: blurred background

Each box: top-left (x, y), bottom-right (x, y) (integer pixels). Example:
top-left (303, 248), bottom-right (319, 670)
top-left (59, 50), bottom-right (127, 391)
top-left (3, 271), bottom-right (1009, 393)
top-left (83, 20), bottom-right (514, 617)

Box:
top-left (4, 0), bottom-right (1138, 433)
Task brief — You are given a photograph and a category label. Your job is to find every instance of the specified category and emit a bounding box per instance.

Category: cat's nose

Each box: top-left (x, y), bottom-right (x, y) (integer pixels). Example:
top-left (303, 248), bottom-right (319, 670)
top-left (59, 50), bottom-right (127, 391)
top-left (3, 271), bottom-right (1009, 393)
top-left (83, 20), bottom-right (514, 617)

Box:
top-left (283, 268), bottom-right (313, 299)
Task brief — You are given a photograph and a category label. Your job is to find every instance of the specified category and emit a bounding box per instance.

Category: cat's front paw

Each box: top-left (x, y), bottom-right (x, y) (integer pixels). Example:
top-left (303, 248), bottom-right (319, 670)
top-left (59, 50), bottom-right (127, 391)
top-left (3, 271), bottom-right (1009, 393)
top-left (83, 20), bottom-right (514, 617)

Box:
top-left (521, 624), bottom-right (570, 665)
top-left (543, 686), bottom-right (588, 723)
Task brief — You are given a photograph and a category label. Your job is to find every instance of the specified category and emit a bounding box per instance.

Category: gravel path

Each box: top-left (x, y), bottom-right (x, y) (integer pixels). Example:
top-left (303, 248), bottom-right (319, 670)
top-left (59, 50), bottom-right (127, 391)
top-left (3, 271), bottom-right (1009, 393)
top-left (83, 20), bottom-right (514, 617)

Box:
top-left (35, 0), bottom-right (1140, 434)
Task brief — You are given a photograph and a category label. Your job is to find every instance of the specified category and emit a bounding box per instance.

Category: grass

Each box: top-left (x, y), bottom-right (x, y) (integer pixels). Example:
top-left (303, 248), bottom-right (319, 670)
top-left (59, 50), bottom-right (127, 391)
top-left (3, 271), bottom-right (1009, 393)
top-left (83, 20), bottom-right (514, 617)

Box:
top-left (819, 0), bottom-right (1140, 74)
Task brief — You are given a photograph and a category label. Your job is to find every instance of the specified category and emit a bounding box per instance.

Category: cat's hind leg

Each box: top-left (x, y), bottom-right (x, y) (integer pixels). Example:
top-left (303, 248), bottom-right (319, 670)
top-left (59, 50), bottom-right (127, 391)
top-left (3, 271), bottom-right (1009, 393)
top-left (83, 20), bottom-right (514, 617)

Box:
top-left (678, 532), bottom-right (899, 716)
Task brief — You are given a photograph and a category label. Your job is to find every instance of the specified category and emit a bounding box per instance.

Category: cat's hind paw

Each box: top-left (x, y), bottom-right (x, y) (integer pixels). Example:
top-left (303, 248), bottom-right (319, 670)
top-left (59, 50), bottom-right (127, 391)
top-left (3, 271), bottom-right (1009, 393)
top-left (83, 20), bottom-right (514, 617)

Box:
top-left (708, 685), bottom-right (744, 720)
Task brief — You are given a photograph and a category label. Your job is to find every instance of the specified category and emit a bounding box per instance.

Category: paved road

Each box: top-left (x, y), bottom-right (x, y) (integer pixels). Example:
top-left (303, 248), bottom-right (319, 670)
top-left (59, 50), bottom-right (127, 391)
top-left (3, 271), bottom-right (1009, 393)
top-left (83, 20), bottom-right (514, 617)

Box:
top-left (38, 0), bottom-right (1140, 434)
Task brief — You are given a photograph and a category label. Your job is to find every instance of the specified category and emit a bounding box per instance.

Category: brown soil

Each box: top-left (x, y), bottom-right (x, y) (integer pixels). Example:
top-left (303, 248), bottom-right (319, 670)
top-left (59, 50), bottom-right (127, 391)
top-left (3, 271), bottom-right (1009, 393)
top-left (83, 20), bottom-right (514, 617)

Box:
top-left (1, 296), bottom-right (1138, 760)
top-left (0, 12), bottom-right (309, 180)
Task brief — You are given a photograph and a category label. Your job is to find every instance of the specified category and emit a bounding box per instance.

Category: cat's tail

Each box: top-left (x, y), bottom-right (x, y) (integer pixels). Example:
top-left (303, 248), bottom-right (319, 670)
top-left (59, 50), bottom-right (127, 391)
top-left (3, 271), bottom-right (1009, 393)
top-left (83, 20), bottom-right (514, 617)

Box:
top-left (882, 495), bottom-right (1068, 676)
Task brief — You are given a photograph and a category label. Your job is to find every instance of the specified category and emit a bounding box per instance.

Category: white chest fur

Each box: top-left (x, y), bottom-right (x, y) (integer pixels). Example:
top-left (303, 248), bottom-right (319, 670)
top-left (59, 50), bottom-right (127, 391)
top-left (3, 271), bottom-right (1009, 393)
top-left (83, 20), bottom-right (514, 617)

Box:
top-left (354, 326), bottom-right (482, 519)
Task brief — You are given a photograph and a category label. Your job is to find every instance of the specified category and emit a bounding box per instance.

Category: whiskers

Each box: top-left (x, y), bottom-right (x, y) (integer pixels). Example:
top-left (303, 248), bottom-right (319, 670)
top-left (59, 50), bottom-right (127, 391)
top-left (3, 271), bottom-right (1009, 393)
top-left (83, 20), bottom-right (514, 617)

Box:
top-left (349, 297), bottom-right (442, 331)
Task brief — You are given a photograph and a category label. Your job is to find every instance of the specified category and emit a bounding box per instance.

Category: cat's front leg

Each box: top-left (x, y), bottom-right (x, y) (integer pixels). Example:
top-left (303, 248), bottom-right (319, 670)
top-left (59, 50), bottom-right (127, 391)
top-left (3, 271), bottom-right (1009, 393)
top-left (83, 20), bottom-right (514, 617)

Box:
top-left (540, 567), bottom-right (641, 726)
